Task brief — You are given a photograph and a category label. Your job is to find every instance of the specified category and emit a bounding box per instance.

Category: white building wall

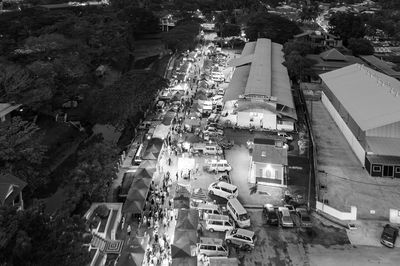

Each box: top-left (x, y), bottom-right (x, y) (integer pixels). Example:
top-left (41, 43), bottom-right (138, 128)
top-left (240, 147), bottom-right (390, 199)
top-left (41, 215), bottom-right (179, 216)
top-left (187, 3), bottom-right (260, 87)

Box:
top-left (262, 112), bottom-right (277, 130)
top-left (366, 121), bottom-right (400, 138)
top-left (321, 92), bottom-right (366, 165)
top-left (237, 112), bottom-right (250, 127)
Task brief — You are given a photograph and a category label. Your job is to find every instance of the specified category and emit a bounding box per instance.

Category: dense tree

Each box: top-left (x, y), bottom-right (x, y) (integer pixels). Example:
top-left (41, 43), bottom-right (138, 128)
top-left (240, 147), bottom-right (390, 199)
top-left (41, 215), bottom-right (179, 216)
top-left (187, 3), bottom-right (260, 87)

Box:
top-left (347, 38), bottom-right (374, 55)
top-left (245, 12), bottom-right (301, 44)
top-left (0, 205), bottom-right (91, 265)
top-left (90, 70), bottom-right (167, 127)
top-left (284, 51), bottom-right (317, 82)
top-left (66, 141), bottom-right (119, 207)
top-left (117, 7), bottom-right (160, 37)
top-left (0, 63), bottom-right (54, 110)
top-left (162, 21), bottom-right (200, 52)
top-left (329, 12), bottom-right (366, 45)
top-left (0, 117), bottom-right (47, 189)
top-left (218, 24), bottom-right (241, 38)
top-left (283, 40), bottom-right (322, 56)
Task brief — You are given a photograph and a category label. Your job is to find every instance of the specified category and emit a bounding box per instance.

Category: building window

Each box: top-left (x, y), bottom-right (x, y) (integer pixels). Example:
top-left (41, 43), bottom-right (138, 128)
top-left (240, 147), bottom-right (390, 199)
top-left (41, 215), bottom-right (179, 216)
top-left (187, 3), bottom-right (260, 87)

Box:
top-left (396, 167), bottom-right (400, 174)
top-left (372, 165), bottom-right (381, 172)
top-left (265, 169), bottom-right (271, 178)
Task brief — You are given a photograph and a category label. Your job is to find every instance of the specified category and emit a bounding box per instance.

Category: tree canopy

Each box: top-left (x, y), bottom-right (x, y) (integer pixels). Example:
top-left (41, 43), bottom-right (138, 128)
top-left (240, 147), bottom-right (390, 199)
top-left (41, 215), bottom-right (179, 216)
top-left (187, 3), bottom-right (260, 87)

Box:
top-left (162, 21), bottom-right (200, 52)
top-left (0, 205), bottom-right (91, 266)
top-left (0, 117), bottom-right (47, 190)
top-left (90, 70), bottom-right (168, 127)
top-left (347, 38), bottom-right (374, 55)
top-left (329, 12), bottom-right (366, 45)
top-left (245, 12), bottom-right (301, 44)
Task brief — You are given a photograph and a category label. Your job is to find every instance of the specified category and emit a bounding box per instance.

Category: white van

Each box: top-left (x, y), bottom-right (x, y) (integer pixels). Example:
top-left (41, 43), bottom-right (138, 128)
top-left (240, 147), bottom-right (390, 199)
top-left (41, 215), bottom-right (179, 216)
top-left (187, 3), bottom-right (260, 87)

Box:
top-left (227, 198), bottom-right (250, 228)
top-left (197, 203), bottom-right (223, 220)
top-left (206, 159), bottom-right (232, 172)
top-left (197, 237), bottom-right (228, 257)
top-left (206, 214), bottom-right (235, 232)
top-left (208, 181), bottom-right (238, 199)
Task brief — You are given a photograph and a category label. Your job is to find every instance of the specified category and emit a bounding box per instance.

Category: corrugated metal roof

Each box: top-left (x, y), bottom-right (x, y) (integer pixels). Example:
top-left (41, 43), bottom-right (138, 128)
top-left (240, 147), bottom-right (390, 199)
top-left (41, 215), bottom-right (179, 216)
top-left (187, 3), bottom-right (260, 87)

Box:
top-left (224, 39), bottom-right (294, 109)
top-left (366, 136), bottom-right (400, 157)
top-left (252, 143), bottom-right (288, 165)
top-left (320, 48), bottom-right (346, 61)
top-left (366, 155), bottom-right (400, 165)
top-left (245, 39), bottom-right (272, 97)
top-left (320, 63), bottom-right (400, 130)
top-left (360, 55), bottom-right (400, 78)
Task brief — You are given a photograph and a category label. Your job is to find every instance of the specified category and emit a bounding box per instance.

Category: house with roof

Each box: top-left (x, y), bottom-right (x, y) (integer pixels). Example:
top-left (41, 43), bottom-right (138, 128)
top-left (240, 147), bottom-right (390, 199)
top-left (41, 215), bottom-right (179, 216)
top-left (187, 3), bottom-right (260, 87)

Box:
top-left (320, 63), bottom-right (400, 177)
top-left (294, 30), bottom-right (342, 48)
top-left (223, 38), bottom-right (297, 131)
top-left (0, 173), bottom-right (26, 210)
top-left (306, 48), bottom-right (364, 75)
top-left (84, 202), bottom-right (124, 266)
top-left (249, 138), bottom-right (288, 186)
top-left (0, 103), bottom-right (22, 123)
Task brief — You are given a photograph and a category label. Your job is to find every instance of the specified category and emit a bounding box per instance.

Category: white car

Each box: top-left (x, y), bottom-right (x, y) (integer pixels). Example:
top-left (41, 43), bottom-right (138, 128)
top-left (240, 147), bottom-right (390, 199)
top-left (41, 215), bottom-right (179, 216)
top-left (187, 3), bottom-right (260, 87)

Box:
top-left (278, 207), bottom-right (294, 228)
top-left (225, 228), bottom-right (255, 250)
top-left (277, 132), bottom-right (293, 141)
top-left (208, 181), bottom-right (238, 199)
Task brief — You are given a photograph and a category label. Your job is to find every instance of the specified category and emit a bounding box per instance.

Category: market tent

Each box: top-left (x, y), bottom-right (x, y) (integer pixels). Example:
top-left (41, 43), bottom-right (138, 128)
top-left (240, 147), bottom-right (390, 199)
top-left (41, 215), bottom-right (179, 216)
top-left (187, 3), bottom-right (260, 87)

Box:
top-left (175, 185), bottom-right (191, 198)
top-left (176, 209), bottom-right (199, 231)
top-left (191, 188), bottom-right (208, 203)
top-left (135, 167), bottom-right (155, 179)
top-left (142, 151), bottom-right (157, 160)
top-left (153, 124), bottom-right (170, 140)
top-left (173, 194), bottom-right (190, 209)
top-left (171, 257), bottom-right (197, 266)
top-left (138, 160), bottom-right (157, 170)
top-left (171, 230), bottom-right (197, 258)
top-left (123, 176), bottom-right (151, 214)
top-left (116, 237), bottom-right (146, 266)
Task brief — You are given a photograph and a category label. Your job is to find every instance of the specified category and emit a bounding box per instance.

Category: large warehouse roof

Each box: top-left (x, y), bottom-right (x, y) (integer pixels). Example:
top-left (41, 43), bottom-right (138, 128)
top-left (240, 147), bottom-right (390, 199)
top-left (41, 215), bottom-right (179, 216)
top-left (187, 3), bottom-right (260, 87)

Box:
top-left (227, 38), bottom-right (294, 109)
top-left (320, 63), bottom-right (400, 130)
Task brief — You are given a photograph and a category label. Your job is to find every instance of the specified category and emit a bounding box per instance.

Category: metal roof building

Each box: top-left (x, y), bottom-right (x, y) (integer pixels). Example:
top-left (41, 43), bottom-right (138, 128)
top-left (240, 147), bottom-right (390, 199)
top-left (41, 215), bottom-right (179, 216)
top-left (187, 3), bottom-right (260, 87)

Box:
top-left (224, 38), bottom-right (296, 131)
top-left (320, 63), bottom-right (400, 177)
top-left (227, 39), bottom-right (295, 109)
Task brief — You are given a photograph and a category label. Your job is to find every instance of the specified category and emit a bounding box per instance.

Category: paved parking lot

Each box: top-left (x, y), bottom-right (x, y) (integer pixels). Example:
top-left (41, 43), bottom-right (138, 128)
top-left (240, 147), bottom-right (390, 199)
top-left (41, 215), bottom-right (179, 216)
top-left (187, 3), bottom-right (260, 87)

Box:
top-left (199, 209), bottom-right (352, 266)
top-left (309, 101), bottom-right (400, 219)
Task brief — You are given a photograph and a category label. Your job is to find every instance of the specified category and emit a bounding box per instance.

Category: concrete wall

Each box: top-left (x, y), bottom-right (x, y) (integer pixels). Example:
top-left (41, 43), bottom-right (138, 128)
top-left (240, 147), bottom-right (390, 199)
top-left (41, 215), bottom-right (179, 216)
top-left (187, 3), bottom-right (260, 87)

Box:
top-left (389, 209), bottom-right (400, 224)
top-left (316, 201), bottom-right (357, 221)
top-left (321, 92), bottom-right (366, 165)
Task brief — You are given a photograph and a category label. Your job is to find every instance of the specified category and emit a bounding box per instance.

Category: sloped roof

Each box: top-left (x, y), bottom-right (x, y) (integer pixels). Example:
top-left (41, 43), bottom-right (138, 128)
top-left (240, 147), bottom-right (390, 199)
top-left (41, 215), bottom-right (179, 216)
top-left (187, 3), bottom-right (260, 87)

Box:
top-left (225, 39), bottom-right (294, 109)
top-left (360, 55), bottom-right (400, 79)
top-left (320, 48), bottom-right (346, 61)
top-left (320, 64), bottom-right (400, 130)
top-left (0, 103), bottom-right (22, 118)
top-left (0, 174), bottom-right (26, 205)
top-left (252, 142), bottom-right (288, 165)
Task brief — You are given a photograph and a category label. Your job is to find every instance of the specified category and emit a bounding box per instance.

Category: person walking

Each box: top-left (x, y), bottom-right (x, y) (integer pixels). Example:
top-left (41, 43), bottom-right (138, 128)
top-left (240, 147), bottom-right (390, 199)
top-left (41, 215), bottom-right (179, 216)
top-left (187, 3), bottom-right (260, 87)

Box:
top-left (127, 225), bottom-right (132, 236)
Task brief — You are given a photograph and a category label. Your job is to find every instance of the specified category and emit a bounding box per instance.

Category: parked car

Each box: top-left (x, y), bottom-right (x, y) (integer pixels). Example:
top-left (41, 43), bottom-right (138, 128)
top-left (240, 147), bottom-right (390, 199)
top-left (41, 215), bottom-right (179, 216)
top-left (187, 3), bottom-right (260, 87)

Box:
top-left (225, 229), bottom-right (255, 250)
top-left (277, 132), bottom-right (293, 141)
top-left (208, 181), bottom-right (238, 199)
top-left (381, 224), bottom-right (399, 248)
top-left (206, 159), bottom-right (232, 172)
top-left (284, 204), bottom-right (296, 213)
top-left (278, 207), bottom-right (294, 228)
top-left (263, 204), bottom-right (279, 226)
top-left (204, 126), bottom-right (224, 136)
top-left (296, 208), bottom-right (312, 227)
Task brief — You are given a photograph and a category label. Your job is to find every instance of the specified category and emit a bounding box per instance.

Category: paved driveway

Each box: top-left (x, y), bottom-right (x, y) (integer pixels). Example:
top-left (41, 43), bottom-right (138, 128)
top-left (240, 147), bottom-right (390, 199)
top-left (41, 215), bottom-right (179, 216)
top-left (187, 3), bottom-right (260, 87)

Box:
top-left (309, 101), bottom-right (400, 219)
